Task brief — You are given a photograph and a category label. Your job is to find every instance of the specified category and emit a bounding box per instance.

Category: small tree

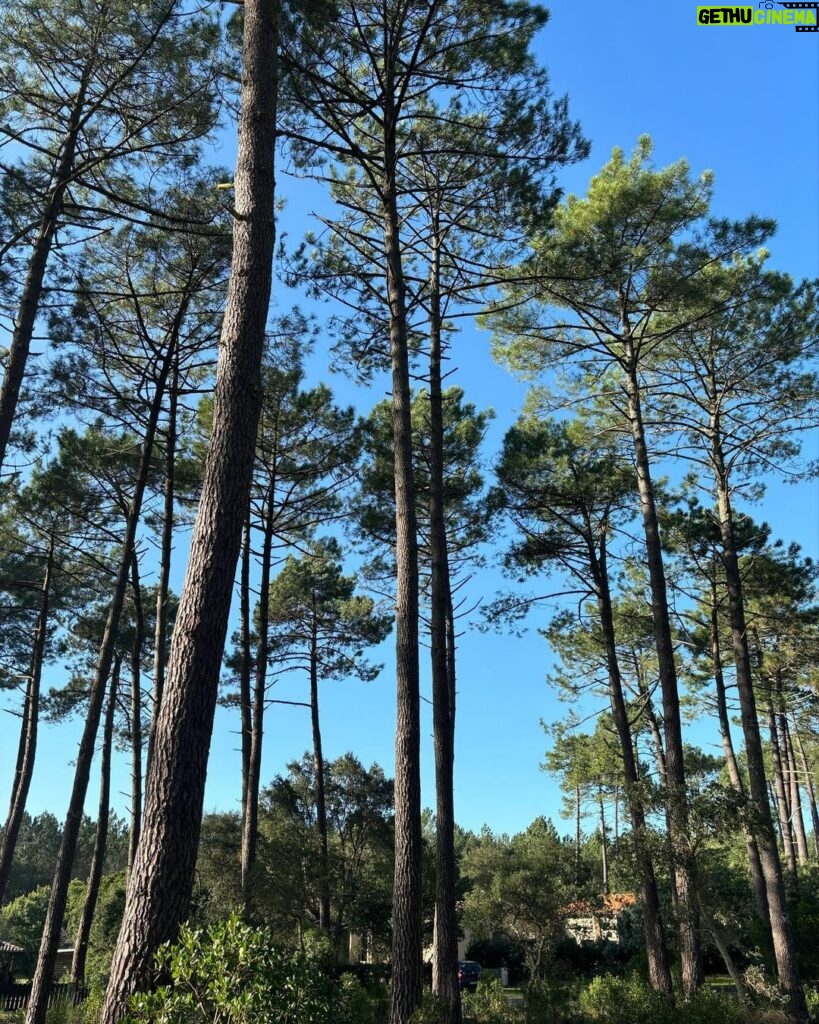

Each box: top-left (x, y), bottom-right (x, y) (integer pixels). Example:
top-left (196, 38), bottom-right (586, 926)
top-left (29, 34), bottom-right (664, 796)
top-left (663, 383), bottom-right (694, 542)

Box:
top-left (263, 540), bottom-right (392, 930)
top-left (462, 818), bottom-right (575, 994)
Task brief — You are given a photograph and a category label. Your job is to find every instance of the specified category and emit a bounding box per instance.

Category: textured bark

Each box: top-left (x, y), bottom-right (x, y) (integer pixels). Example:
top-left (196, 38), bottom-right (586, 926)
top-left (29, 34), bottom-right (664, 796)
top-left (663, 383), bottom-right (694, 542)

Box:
top-left (310, 600), bottom-right (331, 931)
top-left (0, 71), bottom-right (89, 473)
top-left (767, 694), bottom-right (798, 877)
top-left (712, 428), bottom-right (808, 1021)
top-left (591, 534), bottom-right (673, 998)
top-left (428, 231), bottom-right (460, 1023)
top-left (0, 538), bottom-right (54, 905)
top-left (384, 101), bottom-right (422, 1024)
top-left (72, 658), bottom-right (120, 985)
top-left (100, 0), bottom-right (278, 1014)
top-left (239, 517), bottom-right (253, 826)
top-left (574, 784), bottom-right (582, 887)
top-left (622, 349), bottom-right (702, 997)
top-left (599, 791), bottom-right (609, 895)
top-left (710, 582), bottom-right (768, 920)
top-left (26, 307), bottom-right (176, 1024)
top-left (614, 789), bottom-right (619, 843)
top-left (147, 365), bottom-right (178, 774)
top-left (241, 486), bottom-right (276, 895)
top-left (780, 697), bottom-right (809, 868)
top-left (792, 721), bottom-right (819, 859)
top-left (697, 884), bottom-right (751, 1012)
top-left (129, 554), bottom-right (145, 870)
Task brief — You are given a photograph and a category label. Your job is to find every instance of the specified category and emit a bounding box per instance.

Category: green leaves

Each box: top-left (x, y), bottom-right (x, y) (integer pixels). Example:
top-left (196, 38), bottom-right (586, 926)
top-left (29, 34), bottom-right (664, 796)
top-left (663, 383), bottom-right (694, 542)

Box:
top-left (266, 538), bottom-right (392, 683)
top-left (126, 915), bottom-right (355, 1024)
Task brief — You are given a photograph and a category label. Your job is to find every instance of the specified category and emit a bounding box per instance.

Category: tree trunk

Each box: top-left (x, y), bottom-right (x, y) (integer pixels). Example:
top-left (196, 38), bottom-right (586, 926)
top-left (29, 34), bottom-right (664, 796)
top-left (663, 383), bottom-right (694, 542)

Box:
top-left (0, 536), bottom-right (54, 904)
top-left (0, 71), bottom-right (89, 473)
top-left (428, 227), bottom-right (460, 1023)
top-left (147, 363), bottom-right (178, 774)
top-left (599, 790), bottom-right (609, 895)
top-left (711, 421), bottom-right (808, 1021)
top-left (100, 0), bottom-right (278, 1015)
top-left (239, 516), bottom-right (253, 828)
top-left (574, 784), bottom-right (582, 888)
top-left (129, 553), bottom-right (145, 870)
top-left (767, 694), bottom-right (797, 877)
top-left (696, 884), bottom-right (752, 1014)
top-left (791, 720), bottom-right (819, 859)
top-left (591, 532), bottom-right (673, 999)
top-left (779, 692), bottom-right (808, 868)
top-left (26, 312), bottom-right (177, 1024)
top-left (383, 90), bottom-right (422, 1024)
top-left (710, 579), bottom-right (768, 920)
top-left (623, 350), bottom-right (702, 997)
top-left (242, 485), bottom-right (276, 896)
top-left (310, 598), bottom-right (331, 931)
top-left (72, 657), bottom-right (120, 985)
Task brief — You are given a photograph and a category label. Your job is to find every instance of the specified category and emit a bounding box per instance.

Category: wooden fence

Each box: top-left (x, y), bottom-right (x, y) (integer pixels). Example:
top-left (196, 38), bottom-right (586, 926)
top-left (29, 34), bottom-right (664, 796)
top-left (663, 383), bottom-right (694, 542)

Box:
top-left (0, 983), bottom-right (88, 1012)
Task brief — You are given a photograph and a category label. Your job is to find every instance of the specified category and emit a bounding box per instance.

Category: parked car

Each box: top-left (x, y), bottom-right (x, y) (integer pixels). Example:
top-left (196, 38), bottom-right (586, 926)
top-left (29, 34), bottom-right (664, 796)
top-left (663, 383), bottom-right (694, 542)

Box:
top-left (457, 960), bottom-right (482, 992)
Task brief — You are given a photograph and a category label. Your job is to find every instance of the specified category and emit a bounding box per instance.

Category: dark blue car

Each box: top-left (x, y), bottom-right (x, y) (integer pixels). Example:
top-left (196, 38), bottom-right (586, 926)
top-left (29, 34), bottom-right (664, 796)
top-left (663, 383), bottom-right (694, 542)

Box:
top-left (458, 960), bottom-right (482, 992)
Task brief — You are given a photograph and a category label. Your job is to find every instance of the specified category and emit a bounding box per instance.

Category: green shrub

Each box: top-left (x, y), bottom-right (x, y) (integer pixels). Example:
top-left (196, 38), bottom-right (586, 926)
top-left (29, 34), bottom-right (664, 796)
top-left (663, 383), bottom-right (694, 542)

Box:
top-left (338, 972), bottom-right (388, 1024)
top-left (577, 974), bottom-right (670, 1024)
top-left (676, 989), bottom-right (747, 1024)
top-left (575, 974), bottom-right (753, 1024)
top-left (462, 977), bottom-right (523, 1024)
top-left (124, 915), bottom-right (354, 1024)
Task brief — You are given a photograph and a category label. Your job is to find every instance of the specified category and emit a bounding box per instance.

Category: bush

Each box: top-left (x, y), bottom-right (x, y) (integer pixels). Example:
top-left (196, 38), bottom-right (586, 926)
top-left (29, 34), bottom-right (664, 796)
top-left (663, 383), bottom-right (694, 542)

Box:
top-left (577, 974), bottom-right (670, 1024)
top-left (574, 974), bottom-right (753, 1024)
top-left (338, 972), bottom-right (388, 1024)
top-left (124, 915), bottom-right (355, 1024)
top-left (462, 977), bottom-right (523, 1024)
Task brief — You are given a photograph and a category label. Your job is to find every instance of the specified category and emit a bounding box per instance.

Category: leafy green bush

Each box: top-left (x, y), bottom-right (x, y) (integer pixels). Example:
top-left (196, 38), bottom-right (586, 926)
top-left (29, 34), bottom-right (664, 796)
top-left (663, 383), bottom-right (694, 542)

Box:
top-left (577, 975), bottom-right (669, 1024)
top-left (0, 885), bottom-right (52, 978)
top-left (337, 972), bottom-right (388, 1024)
top-left (124, 915), bottom-right (355, 1024)
top-left (575, 974), bottom-right (752, 1024)
top-left (462, 977), bottom-right (523, 1024)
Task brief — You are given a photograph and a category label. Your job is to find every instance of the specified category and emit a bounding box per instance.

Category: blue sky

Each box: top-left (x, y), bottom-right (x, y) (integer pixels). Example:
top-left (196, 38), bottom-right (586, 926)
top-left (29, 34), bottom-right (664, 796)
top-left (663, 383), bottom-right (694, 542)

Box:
top-left (1, 0), bottom-right (817, 844)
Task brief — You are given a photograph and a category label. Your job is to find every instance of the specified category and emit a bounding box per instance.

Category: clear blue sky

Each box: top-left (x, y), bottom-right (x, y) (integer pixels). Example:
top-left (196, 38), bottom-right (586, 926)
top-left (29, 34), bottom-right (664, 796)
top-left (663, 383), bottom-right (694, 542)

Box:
top-left (1, 0), bottom-right (817, 843)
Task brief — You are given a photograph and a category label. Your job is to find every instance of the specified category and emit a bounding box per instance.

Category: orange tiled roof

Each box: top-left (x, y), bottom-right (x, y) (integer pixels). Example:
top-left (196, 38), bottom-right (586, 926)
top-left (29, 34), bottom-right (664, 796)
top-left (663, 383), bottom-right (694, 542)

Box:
top-left (561, 892), bottom-right (637, 917)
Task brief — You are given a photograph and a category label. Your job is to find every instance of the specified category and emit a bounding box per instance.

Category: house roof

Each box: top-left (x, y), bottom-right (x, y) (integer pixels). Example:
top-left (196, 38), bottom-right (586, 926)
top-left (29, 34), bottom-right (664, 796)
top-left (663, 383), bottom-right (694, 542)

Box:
top-left (0, 940), bottom-right (25, 954)
top-left (561, 892), bottom-right (638, 917)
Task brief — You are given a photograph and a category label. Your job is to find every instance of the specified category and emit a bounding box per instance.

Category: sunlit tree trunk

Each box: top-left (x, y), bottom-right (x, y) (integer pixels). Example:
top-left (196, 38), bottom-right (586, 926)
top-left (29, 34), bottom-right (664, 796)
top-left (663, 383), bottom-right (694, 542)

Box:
top-left (592, 536), bottom-right (673, 998)
top-left (709, 578), bottom-right (768, 920)
top-left (599, 790), bottom-right (609, 896)
top-left (242, 487), bottom-right (275, 895)
top-left (72, 657), bottom-right (120, 985)
top-left (779, 690), bottom-right (808, 868)
top-left (310, 594), bottom-right (331, 931)
top-left (792, 720), bottom-right (819, 859)
top-left (238, 516), bottom-right (253, 858)
top-left (0, 535), bottom-right (54, 904)
top-left (767, 694), bottom-right (798, 877)
top-left (382, 75), bottom-right (423, 1024)
top-left (148, 363), bottom-right (178, 773)
top-left (711, 409), bottom-right (808, 1022)
top-left (0, 70), bottom-right (89, 472)
top-left (622, 345), bottom-right (702, 997)
top-left (428, 226), bottom-right (460, 1024)
top-left (129, 554), bottom-right (145, 870)
top-left (100, 0), bottom-right (279, 1014)
top-left (26, 306), bottom-right (178, 1024)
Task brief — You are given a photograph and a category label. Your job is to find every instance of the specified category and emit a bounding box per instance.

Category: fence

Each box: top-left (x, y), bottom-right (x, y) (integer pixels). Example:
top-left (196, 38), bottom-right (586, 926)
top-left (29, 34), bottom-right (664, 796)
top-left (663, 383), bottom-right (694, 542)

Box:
top-left (0, 983), bottom-right (89, 1012)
